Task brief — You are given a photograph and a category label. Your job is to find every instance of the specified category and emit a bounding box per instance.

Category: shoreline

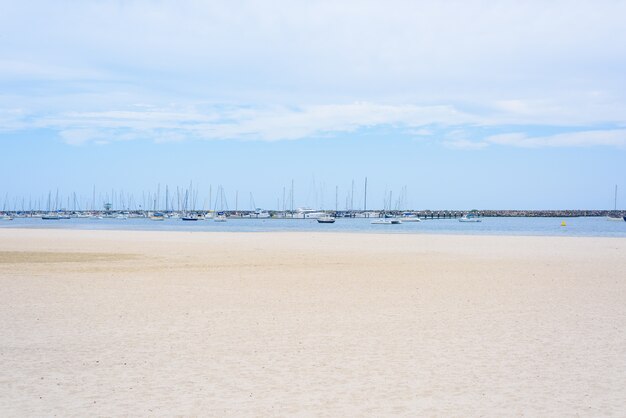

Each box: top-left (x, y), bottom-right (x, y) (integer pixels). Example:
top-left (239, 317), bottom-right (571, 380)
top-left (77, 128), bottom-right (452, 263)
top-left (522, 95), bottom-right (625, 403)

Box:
top-left (0, 217), bottom-right (626, 238)
top-left (2, 225), bottom-right (626, 242)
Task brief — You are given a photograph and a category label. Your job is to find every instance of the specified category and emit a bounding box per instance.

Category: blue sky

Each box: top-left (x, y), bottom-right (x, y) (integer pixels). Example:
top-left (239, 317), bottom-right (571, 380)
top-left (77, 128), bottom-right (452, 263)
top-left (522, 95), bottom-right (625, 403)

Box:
top-left (1, 0), bottom-right (625, 210)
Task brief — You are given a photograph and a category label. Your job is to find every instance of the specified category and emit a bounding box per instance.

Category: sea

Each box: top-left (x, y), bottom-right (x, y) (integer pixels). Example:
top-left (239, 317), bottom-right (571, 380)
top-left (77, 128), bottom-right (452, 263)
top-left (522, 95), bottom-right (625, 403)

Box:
top-left (2, 216), bottom-right (626, 237)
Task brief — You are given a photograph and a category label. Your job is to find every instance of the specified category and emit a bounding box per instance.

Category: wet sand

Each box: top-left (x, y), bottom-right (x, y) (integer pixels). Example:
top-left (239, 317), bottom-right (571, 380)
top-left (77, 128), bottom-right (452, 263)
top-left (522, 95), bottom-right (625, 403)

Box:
top-left (1, 228), bottom-right (625, 416)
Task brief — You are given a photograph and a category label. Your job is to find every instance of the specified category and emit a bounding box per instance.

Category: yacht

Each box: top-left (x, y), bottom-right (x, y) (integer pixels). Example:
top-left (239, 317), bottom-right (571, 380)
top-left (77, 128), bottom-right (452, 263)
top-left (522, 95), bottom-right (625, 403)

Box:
top-left (317, 215), bottom-right (336, 224)
top-left (149, 212), bottom-right (165, 221)
top-left (294, 207), bottom-right (326, 219)
top-left (253, 208), bottom-right (271, 218)
top-left (371, 219), bottom-right (402, 225)
top-left (401, 213), bottom-right (421, 222)
top-left (459, 213), bottom-right (481, 222)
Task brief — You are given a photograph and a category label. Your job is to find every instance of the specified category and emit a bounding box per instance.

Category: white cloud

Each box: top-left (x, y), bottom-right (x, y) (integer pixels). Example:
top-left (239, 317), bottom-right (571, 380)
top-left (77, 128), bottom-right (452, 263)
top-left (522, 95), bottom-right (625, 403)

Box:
top-left (486, 130), bottom-right (626, 148)
top-left (2, 1), bottom-right (626, 148)
top-left (59, 129), bottom-right (104, 146)
top-left (27, 103), bottom-right (480, 144)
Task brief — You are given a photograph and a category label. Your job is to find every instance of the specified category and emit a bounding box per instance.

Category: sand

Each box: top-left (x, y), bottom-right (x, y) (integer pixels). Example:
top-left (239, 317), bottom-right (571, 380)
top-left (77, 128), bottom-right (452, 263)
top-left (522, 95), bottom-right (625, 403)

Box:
top-left (1, 228), bottom-right (625, 416)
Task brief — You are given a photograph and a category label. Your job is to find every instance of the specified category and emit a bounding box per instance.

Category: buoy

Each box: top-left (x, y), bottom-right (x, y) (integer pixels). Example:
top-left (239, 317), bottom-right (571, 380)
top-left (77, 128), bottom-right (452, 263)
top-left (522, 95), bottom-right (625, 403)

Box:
top-left (561, 221), bottom-right (567, 227)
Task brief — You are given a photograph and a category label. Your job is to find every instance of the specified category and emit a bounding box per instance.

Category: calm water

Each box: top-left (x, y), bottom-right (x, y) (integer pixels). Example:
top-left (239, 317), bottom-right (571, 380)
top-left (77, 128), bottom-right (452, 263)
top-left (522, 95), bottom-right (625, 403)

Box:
top-left (2, 216), bottom-right (626, 237)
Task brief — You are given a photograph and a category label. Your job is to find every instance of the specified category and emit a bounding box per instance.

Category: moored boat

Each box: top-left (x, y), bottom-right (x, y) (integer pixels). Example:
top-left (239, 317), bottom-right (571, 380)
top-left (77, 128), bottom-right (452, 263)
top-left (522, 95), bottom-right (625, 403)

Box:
top-left (317, 215), bottom-right (336, 224)
top-left (150, 212), bottom-right (165, 221)
top-left (371, 219), bottom-right (402, 225)
top-left (401, 217), bottom-right (421, 222)
top-left (459, 213), bottom-right (481, 222)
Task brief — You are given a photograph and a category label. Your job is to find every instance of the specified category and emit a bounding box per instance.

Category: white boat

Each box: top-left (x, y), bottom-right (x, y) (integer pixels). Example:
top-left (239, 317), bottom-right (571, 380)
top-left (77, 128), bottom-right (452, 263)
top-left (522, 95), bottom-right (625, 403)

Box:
top-left (371, 219), bottom-right (402, 225)
top-left (459, 214), bottom-right (481, 222)
top-left (214, 212), bottom-right (227, 222)
top-left (294, 207), bottom-right (326, 219)
top-left (149, 212), bottom-right (165, 221)
top-left (253, 208), bottom-right (271, 218)
top-left (1, 214), bottom-right (13, 221)
top-left (317, 215), bottom-right (336, 224)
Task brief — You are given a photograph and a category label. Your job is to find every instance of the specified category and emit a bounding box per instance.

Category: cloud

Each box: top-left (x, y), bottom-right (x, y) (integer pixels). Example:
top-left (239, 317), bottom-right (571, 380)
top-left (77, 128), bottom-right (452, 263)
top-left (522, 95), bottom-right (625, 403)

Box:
top-left (3, 101), bottom-right (626, 150)
top-left (59, 129), bottom-right (102, 146)
top-left (25, 102), bottom-right (479, 144)
top-left (485, 130), bottom-right (626, 148)
top-left (2, 1), bottom-right (626, 148)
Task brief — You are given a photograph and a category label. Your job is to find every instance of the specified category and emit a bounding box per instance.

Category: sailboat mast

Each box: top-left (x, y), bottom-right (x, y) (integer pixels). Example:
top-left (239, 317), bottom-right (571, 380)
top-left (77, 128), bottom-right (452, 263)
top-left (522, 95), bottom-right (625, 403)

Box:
top-left (351, 179), bottom-right (354, 212)
top-left (364, 177), bottom-right (368, 212)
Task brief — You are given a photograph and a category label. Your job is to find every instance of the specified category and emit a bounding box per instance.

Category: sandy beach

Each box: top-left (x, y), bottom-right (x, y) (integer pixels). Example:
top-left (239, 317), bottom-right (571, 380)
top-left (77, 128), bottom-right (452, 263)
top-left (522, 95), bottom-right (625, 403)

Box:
top-left (1, 228), bottom-right (625, 416)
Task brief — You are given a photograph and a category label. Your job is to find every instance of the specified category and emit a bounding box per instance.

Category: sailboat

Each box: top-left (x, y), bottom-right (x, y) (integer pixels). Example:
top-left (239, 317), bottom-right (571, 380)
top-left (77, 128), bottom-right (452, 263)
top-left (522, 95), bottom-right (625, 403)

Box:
top-left (607, 185), bottom-right (623, 221)
top-left (371, 214), bottom-right (402, 224)
top-left (214, 211), bottom-right (227, 222)
top-left (317, 214), bottom-right (336, 223)
top-left (182, 213), bottom-right (200, 221)
top-left (459, 213), bottom-right (482, 222)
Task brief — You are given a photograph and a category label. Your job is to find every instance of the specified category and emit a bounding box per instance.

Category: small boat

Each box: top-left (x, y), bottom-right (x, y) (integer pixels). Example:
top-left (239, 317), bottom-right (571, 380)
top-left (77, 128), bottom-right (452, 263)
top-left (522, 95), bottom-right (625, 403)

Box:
top-left (317, 215), bottom-right (336, 224)
top-left (182, 214), bottom-right (200, 221)
top-left (1, 214), bottom-right (13, 221)
top-left (401, 217), bottom-right (421, 222)
top-left (459, 214), bottom-right (481, 222)
top-left (115, 214), bottom-right (128, 220)
top-left (42, 214), bottom-right (61, 220)
top-left (401, 212), bottom-right (421, 222)
top-left (150, 212), bottom-right (165, 221)
top-left (214, 212), bottom-right (227, 222)
top-left (371, 219), bottom-right (402, 225)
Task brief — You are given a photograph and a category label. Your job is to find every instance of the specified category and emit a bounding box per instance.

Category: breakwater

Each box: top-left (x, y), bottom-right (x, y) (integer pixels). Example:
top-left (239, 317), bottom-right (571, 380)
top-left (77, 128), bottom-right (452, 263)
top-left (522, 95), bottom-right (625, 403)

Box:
top-left (1, 209), bottom-right (624, 219)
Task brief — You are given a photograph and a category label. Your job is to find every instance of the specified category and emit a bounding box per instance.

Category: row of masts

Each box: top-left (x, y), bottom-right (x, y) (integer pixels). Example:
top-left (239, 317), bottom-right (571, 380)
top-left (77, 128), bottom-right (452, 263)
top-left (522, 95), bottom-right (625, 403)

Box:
top-left (2, 178), bottom-right (414, 212)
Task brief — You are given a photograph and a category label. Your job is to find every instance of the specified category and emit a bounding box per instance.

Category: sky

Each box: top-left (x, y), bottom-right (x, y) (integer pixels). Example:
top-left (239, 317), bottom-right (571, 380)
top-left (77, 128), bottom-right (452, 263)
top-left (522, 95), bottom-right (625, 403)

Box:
top-left (1, 0), bottom-right (626, 210)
